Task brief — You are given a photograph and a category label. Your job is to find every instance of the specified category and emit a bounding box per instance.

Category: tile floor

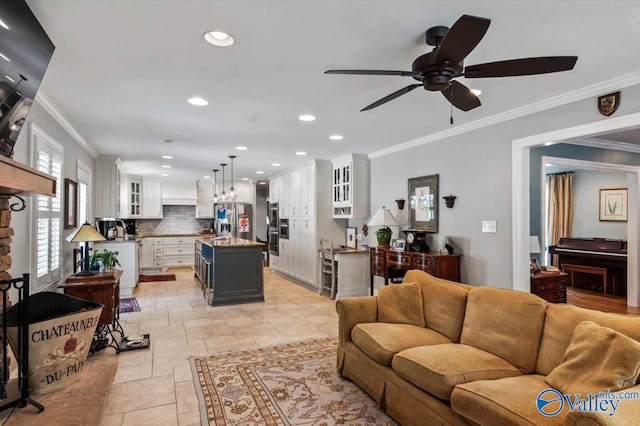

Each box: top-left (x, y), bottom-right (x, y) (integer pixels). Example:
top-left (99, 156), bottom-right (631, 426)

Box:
top-left (2, 267), bottom-right (338, 426)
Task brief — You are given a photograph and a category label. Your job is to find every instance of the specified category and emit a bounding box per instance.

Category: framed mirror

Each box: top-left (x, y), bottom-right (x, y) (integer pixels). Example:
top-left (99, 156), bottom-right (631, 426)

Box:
top-left (408, 174), bottom-right (439, 233)
top-left (64, 178), bottom-right (78, 229)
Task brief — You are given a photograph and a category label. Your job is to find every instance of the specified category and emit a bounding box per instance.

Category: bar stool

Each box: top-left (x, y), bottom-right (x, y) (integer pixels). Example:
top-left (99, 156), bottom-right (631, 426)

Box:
top-left (319, 238), bottom-right (337, 299)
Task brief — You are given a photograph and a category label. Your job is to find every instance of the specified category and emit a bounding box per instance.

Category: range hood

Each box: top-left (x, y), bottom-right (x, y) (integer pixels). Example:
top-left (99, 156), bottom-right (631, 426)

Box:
top-left (162, 197), bottom-right (197, 206)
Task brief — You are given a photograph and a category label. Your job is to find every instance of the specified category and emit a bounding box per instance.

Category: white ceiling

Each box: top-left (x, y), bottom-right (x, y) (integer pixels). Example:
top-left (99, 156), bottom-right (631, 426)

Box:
top-left (26, 0), bottom-right (640, 181)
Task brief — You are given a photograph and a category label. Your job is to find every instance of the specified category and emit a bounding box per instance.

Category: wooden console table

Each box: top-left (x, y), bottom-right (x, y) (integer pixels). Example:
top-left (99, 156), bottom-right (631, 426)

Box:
top-left (531, 272), bottom-right (567, 303)
top-left (60, 270), bottom-right (124, 353)
top-left (370, 247), bottom-right (461, 295)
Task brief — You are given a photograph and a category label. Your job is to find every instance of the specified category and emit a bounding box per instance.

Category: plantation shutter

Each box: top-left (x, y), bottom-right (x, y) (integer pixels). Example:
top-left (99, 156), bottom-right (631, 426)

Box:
top-left (33, 130), bottom-right (63, 289)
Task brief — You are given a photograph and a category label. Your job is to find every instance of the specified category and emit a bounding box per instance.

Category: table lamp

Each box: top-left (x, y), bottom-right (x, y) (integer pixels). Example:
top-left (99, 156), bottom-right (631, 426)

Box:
top-left (529, 235), bottom-right (541, 275)
top-left (367, 207), bottom-right (398, 248)
top-left (66, 223), bottom-right (106, 275)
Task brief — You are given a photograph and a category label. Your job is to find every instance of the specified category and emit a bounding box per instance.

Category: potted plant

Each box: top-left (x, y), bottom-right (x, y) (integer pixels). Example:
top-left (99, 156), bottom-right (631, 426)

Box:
top-left (89, 249), bottom-right (121, 271)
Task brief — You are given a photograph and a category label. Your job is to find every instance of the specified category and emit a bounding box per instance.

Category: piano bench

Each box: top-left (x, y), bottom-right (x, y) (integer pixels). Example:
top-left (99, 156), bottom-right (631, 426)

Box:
top-left (561, 264), bottom-right (616, 297)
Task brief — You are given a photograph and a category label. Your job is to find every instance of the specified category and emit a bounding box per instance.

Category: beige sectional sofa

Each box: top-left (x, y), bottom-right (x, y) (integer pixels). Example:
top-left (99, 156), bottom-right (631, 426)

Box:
top-left (336, 270), bottom-right (640, 425)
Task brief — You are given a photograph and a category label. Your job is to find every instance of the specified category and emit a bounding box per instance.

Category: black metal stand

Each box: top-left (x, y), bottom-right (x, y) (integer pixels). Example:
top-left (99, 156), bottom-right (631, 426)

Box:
top-left (90, 319), bottom-right (124, 355)
top-left (0, 274), bottom-right (44, 413)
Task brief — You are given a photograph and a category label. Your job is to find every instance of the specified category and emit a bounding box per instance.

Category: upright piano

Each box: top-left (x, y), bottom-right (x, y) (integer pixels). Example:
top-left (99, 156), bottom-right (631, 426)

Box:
top-left (549, 237), bottom-right (627, 295)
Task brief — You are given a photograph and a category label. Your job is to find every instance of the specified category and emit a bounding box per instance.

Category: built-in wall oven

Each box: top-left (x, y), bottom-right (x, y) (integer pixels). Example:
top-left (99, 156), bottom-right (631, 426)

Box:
top-left (268, 203), bottom-right (279, 256)
top-left (279, 218), bottom-right (289, 240)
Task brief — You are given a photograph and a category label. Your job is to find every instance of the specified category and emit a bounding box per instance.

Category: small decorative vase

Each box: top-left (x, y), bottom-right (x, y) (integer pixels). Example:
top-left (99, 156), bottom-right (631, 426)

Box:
top-left (376, 227), bottom-right (392, 248)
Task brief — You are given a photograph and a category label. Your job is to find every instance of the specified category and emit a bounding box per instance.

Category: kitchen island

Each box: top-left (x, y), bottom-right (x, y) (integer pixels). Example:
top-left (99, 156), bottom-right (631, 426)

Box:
top-left (196, 236), bottom-right (264, 306)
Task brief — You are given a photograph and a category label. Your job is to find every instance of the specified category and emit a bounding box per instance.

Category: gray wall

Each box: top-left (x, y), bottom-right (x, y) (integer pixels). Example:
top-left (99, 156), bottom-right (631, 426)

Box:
top-left (364, 83), bottom-right (640, 288)
top-left (255, 185), bottom-right (269, 241)
top-left (11, 101), bottom-right (96, 284)
top-left (572, 169), bottom-right (628, 239)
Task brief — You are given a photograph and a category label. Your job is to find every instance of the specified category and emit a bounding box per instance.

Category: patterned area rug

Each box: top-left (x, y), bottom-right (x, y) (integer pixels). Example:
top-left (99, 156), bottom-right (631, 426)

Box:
top-left (119, 297), bottom-right (141, 313)
top-left (138, 273), bottom-right (176, 282)
top-left (191, 337), bottom-right (396, 425)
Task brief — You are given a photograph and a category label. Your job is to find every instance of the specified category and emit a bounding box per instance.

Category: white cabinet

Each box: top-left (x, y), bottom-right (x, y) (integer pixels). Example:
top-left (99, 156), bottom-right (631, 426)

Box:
top-left (332, 154), bottom-right (370, 219)
top-left (279, 174), bottom-right (290, 217)
top-left (233, 181), bottom-right (252, 203)
top-left (94, 240), bottom-right (138, 297)
top-left (196, 180), bottom-right (215, 218)
top-left (269, 176), bottom-right (280, 203)
top-left (95, 156), bottom-right (121, 218)
top-left (140, 237), bottom-right (154, 269)
top-left (279, 239), bottom-right (290, 274)
top-left (300, 165), bottom-right (314, 217)
top-left (288, 170), bottom-right (301, 217)
top-left (121, 175), bottom-right (142, 218)
top-left (142, 179), bottom-right (163, 218)
top-left (163, 236), bottom-right (196, 269)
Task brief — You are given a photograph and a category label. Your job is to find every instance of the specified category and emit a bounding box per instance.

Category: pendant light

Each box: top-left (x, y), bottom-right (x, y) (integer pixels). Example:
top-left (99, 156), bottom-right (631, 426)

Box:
top-left (212, 169), bottom-right (219, 202)
top-left (220, 163), bottom-right (227, 201)
top-left (228, 155), bottom-right (236, 200)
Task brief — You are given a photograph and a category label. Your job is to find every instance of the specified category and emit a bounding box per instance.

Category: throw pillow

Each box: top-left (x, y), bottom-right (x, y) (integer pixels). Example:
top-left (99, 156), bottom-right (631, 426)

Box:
top-left (377, 282), bottom-right (425, 327)
top-left (546, 320), bottom-right (640, 394)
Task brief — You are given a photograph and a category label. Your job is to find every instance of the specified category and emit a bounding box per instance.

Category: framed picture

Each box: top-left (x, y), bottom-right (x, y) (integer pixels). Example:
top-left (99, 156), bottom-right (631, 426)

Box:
top-left (346, 227), bottom-right (357, 249)
top-left (599, 188), bottom-right (627, 222)
top-left (64, 178), bottom-right (78, 229)
top-left (408, 174), bottom-right (439, 232)
top-left (394, 239), bottom-right (406, 252)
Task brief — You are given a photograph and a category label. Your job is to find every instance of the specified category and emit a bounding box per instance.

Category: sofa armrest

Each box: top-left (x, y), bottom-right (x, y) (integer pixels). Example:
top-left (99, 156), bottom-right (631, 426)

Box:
top-left (336, 296), bottom-right (378, 348)
top-left (563, 385), bottom-right (640, 426)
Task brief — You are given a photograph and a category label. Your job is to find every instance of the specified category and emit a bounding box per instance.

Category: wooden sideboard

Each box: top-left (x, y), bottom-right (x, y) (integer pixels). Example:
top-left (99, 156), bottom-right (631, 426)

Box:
top-left (60, 270), bottom-right (122, 326)
top-left (531, 272), bottom-right (567, 303)
top-left (370, 247), bottom-right (461, 295)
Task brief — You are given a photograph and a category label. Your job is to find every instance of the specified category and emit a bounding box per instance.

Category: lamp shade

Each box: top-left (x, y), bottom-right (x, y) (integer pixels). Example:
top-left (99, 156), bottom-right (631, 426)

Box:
top-left (529, 236), bottom-right (541, 254)
top-left (66, 223), bottom-right (106, 243)
top-left (367, 208), bottom-right (399, 227)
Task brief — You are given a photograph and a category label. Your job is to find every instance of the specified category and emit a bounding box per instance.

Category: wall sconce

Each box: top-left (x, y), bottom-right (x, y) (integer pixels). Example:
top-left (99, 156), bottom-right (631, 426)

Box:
top-left (443, 195), bottom-right (457, 208)
top-left (395, 198), bottom-right (405, 210)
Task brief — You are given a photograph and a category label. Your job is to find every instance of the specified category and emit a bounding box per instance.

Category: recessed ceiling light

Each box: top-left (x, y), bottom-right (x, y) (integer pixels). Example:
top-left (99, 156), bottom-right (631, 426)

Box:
top-left (258, 181), bottom-right (267, 185)
top-left (256, 171), bottom-right (265, 174)
top-left (188, 97), bottom-right (208, 106)
top-left (161, 173), bottom-right (169, 177)
top-left (203, 30), bottom-right (235, 47)
top-left (242, 177), bottom-right (249, 181)
top-left (329, 135), bottom-right (343, 141)
top-left (0, 53), bottom-right (10, 62)
top-left (203, 175), bottom-right (211, 179)
top-left (5, 75), bottom-right (14, 83)
top-left (470, 89), bottom-right (482, 96)
top-left (161, 165), bottom-right (171, 168)
top-left (298, 114), bottom-right (315, 122)
top-left (296, 151), bottom-right (307, 156)
top-left (161, 155), bottom-right (173, 159)
top-left (236, 146), bottom-right (248, 151)
top-left (164, 139), bottom-right (175, 143)
top-left (272, 163), bottom-right (281, 167)
top-left (0, 19), bottom-right (9, 30)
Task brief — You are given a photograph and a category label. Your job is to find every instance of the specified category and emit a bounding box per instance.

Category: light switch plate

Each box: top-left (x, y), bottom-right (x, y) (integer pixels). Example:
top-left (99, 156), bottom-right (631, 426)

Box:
top-left (482, 220), bottom-right (497, 233)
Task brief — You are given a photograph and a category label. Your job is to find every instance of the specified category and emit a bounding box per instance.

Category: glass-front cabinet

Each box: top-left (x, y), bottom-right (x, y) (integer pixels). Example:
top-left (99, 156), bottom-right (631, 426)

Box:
top-left (129, 178), bottom-right (142, 217)
top-left (331, 154), bottom-right (370, 219)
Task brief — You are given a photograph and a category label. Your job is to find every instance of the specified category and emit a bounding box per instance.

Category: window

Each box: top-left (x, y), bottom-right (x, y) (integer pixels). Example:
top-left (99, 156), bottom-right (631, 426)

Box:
top-left (31, 124), bottom-right (63, 290)
top-left (77, 160), bottom-right (91, 225)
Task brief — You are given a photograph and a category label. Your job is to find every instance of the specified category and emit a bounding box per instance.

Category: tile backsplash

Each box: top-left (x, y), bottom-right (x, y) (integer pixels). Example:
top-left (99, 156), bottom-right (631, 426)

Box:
top-left (136, 205), bottom-right (213, 235)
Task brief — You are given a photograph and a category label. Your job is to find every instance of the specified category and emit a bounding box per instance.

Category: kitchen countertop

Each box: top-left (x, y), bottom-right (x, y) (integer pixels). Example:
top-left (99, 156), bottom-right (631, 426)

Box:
top-left (197, 236), bottom-right (264, 248)
top-left (136, 233), bottom-right (205, 238)
top-left (95, 238), bottom-right (139, 243)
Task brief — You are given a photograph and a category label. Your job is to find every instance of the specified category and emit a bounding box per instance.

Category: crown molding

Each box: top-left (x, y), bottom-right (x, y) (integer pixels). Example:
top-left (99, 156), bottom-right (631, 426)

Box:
top-left (562, 137), bottom-right (640, 154)
top-left (35, 91), bottom-right (99, 158)
top-left (369, 72), bottom-right (640, 159)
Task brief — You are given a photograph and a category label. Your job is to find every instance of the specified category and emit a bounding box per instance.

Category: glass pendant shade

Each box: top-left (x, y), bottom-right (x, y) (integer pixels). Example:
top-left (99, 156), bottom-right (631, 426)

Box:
top-left (212, 169), bottom-right (219, 202)
top-left (220, 163), bottom-right (227, 201)
top-left (229, 155), bottom-right (236, 200)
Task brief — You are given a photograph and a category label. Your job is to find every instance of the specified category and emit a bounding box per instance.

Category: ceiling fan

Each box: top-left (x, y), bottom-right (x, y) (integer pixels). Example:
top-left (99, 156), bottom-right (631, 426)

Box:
top-left (325, 15), bottom-right (578, 113)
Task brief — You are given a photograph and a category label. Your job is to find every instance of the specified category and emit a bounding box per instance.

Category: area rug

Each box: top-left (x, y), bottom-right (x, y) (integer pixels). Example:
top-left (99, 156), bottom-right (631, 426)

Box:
top-left (138, 273), bottom-right (176, 282)
top-left (191, 337), bottom-right (396, 425)
top-left (119, 297), bottom-right (141, 313)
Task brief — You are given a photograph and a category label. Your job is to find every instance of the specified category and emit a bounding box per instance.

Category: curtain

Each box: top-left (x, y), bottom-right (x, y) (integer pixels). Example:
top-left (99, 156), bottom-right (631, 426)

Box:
top-left (547, 172), bottom-right (574, 265)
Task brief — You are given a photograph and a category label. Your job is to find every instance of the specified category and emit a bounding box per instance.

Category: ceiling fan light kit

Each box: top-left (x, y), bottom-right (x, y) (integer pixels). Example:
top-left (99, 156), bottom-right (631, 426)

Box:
top-left (326, 14), bottom-right (578, 116)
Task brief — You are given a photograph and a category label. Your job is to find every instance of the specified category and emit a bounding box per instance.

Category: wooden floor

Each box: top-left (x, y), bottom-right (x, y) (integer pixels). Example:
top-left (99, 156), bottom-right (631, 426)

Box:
top-left (567, 287), bottom-right (640, 315)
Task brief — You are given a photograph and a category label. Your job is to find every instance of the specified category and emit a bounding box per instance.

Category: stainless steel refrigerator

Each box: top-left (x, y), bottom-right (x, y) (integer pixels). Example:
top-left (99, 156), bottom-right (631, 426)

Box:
top-left (214, 202), bottom-right (253, 240)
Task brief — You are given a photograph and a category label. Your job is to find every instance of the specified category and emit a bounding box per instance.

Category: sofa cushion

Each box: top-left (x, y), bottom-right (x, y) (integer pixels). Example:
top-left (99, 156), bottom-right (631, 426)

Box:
top-left (536, 303), bottom-right (640, 382)
top-left (351, 323), bottom-right (451, 366)
top-left (460, 287), bottom-right (547, 374)
top-left (451, 375), bottom-right (569, 426)
top-left (546, 321), bottom-right (640, 394)
top-left (402, 270), bottom-right (469, 342)
top-left (392, 344), bottom-right (521, 401)
top-left (377, 282), bottom-right (425, 327)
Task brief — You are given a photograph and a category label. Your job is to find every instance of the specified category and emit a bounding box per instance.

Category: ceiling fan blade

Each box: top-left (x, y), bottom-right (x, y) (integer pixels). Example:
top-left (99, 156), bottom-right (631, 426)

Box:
top-left (464, 56), bottom-right (578, 78)
top-left (441, 80), bottom-right (481, 111)
top-left (435, 15), bottom-right (491, 66)
top-left (325, 70), bottom-right (422, 78)
top-left (361, 84), bottom-right (422, 111)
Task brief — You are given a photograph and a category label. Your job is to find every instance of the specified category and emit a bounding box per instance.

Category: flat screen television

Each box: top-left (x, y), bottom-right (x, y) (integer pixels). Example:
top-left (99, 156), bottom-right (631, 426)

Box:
top-left (0, 0), bottom-right (55, 158)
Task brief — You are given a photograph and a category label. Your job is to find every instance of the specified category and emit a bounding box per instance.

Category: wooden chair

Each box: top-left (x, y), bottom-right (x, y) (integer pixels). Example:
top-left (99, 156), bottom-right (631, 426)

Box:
top-left (319, 238), bottom-right (337, 299)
